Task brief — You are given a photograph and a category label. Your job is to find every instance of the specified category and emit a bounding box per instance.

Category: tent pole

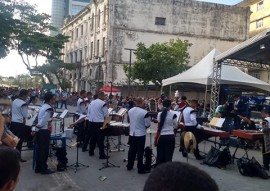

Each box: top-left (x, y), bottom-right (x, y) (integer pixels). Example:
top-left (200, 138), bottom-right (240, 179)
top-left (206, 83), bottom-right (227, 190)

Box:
top-left (169, 85), bottom-right (171, 99)
top-left (203, 85), bottom-right (208, 116)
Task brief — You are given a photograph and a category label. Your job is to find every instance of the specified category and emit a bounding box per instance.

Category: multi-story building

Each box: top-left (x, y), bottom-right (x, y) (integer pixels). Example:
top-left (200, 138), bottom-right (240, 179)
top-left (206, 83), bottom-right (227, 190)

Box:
top-left (51, 0), bottom-right (91, 36)
top-left (61, 0), bottom-right (249, 94)
top-left (238, 0), bottom-right (270, 84)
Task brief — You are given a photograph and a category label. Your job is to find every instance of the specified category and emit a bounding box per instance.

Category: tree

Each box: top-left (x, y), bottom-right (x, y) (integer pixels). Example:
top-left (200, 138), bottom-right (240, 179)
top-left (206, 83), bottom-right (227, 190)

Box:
top-left (0, 0), bottom-right (75, 88)
top-left (125, 39), bottom-right (192, 87)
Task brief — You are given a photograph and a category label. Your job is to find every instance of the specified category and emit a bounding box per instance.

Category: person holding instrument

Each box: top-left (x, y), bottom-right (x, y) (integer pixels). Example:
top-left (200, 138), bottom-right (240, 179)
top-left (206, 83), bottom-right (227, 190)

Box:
top-left (155, 99), bottom-right (177, 166)
top-left (261, 109), bottom-right (270, 170)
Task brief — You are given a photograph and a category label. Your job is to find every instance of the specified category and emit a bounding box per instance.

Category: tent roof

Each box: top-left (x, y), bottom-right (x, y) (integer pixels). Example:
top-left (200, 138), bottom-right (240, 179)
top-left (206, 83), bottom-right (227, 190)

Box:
top-left (162, 48), bottom-right (270, 92)
top-left (215, 29), bottom-right (270, 65)
top-left (99, 85), bottom-right (121, 92)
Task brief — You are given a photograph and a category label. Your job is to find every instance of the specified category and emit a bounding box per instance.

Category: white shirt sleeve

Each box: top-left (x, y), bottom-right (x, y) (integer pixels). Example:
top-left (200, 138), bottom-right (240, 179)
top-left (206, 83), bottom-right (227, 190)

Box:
top-left (144, 113), bottom-right (151, 128)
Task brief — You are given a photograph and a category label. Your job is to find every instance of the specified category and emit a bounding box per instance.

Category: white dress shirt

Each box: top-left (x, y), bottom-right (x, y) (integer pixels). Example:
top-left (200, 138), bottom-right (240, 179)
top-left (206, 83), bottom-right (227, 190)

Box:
top-left (157, 110), bottom-right (177, 135)
top-left (36, 103), bottom-right (54, 130)
top-left (11, 98), bottom-right (29, 123)
top-left (128, 107), bottom-right (151, 136)
top-left (88, 99), bottom-right (108, 122)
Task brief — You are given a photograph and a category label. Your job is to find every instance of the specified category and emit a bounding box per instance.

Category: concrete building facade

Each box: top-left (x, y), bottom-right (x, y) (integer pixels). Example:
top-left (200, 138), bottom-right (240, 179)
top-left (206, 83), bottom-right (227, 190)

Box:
top-left (51, 0), bottom-right (91, 36)
top-left (61, 0), bottom-right (250, 94)
top-left (238, 0), bottom-right (270, 84)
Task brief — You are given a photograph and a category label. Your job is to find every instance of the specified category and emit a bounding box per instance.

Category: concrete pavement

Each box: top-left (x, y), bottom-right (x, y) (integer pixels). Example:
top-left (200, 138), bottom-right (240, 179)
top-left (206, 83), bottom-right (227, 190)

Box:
top-left (15, 104), bottom-right (269, 191)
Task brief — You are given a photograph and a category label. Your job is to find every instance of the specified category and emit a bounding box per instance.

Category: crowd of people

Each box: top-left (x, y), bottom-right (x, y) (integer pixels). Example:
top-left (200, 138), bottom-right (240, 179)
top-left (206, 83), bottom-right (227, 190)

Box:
top-left (1, 85), bottom-right (270, 190)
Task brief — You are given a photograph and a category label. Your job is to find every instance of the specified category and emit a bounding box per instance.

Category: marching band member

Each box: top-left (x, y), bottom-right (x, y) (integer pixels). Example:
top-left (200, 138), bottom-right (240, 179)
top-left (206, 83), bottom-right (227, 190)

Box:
top-left (179, 99), bottom-right (204, 160)
top-left (10, 89), bottom-right (29, 162)
top-left (32, 92), bottom-right (55, 174)
top-left (87, 91), bottom-right (108, 159)
top-left (155, 99), bottom-right (177, 166)
top-left (261, 109), bottom-right (270, 171)
top-left (82, 91), bottom-right (93, 152)
top-left (75, 90), bottom-right (87, 148)
top-left (127, 97), bottom-right (151, 174)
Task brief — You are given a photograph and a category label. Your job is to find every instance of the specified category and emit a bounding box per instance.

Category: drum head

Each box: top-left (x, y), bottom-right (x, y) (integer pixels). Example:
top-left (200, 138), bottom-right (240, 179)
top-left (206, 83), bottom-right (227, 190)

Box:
top-left (184, 131), bottom-right (197, 153)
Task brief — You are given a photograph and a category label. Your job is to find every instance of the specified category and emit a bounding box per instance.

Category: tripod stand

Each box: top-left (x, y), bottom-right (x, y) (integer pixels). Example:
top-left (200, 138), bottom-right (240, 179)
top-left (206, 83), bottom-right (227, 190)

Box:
top-left (99, 134), bottom-right (120, 170)
top-left (69, 142), bottom-right (89, 173)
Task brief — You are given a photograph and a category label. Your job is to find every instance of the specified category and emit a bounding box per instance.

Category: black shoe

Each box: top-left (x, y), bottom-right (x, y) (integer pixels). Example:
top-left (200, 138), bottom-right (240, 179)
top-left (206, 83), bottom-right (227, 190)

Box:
top-left (89, 152), bottom-right (94, 156)
top-left (35, 169), bottom-right (41, 173)
top-left (126, 165), bottom-right (133, 171)
top-left (41, 169), bottom-right (55, 175)
top-left (99, 155), bottom-right (110, 159)
top-left (138, 169), bottom-right (150, 174)
top-left (182, 152), bottom-right (187, 158)
top-left (264, 165), bottom-right (269, 171)
top-left (20, 158), bottom-right (27, 163)
top-left (82, 148), bottom-right (88, 152)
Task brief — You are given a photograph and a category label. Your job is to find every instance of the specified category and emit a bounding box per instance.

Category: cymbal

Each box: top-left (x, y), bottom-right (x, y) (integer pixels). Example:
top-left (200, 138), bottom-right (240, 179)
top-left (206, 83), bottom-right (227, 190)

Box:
top-left (183, 131), bottom-right (197, 153)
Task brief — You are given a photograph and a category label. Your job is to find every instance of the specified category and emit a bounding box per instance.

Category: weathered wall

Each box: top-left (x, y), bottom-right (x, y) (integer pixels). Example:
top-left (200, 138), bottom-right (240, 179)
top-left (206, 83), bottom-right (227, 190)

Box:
top-left (110, 0), bottom-right (250, 85)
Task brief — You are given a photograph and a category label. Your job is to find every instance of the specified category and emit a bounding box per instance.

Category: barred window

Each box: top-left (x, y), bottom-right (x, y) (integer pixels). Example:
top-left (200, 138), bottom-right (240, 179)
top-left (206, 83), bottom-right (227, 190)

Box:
top-left (155, 17), bottom-right (166, 25)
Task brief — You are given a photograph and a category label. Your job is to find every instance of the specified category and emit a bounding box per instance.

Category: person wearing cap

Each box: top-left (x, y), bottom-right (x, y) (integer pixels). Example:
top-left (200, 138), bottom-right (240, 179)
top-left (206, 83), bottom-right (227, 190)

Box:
top-left (155, 99), bottom-right (177, 166)
top-left (10, 89), bottom-right (29, 162)
top-left (179, 99), bottom-right (204, 160)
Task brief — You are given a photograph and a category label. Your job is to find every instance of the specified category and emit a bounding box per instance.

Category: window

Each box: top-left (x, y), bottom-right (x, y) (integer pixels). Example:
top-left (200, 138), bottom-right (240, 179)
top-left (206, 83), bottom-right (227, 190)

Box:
top-left (257, 1), bottom-right (264, 11)
top-left (74, 52), bottom-right (77, 62)
top-left (71, 5), bottom-right (84, 16)
top-left (90, 42), bottom-right (93, 60)
top-left (256, 19), bottom-right (263, 28)
top-left (81, 25), bottom-right (83, 36)
top-left (155, 17), bottom-right (166, 25)
top-left (103, 6), bottom-right (106, 24)
top-left (97, 40), bottom-right (100, 56)
top-left (76, 28), bottom-right (79, 38)
top-left (102, 37), bottom-right (105, 56)
top-left (98, 9), bottom-right (101, 27)
top-left (91, 13), bottom-right (94, 30)
top-left (71, 31), bottom-right (74, 40)
top-left (85, 47), bottom-right (87, 59)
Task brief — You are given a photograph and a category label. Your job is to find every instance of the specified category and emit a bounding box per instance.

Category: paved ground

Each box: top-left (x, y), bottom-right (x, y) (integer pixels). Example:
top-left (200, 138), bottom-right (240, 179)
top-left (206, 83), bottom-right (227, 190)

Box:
top-left (15, 104), bottom-right (269, 191)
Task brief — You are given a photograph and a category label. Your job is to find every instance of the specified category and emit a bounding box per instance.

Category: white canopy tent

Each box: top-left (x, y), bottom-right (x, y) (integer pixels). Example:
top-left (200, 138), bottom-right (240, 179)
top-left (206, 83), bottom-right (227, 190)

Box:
top-left (162, 49), bottom-right (270, 92)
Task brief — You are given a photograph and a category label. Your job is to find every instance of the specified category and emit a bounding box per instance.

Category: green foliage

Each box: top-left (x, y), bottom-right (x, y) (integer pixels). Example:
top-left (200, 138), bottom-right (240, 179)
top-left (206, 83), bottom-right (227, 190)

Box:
top-left (13, 74), bottom-right (42, 89)
top-left (128, 39), bottom-right (191, 86)
top-left (0, 0), bottom-right (72, 88)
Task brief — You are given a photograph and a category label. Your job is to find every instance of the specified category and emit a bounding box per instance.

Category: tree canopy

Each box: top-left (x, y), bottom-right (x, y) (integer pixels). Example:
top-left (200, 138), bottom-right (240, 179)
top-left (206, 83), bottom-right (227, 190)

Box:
top-left (0, 0), bottom-right (74, 89)
top-left (125, 39), bottom-right (192, 87)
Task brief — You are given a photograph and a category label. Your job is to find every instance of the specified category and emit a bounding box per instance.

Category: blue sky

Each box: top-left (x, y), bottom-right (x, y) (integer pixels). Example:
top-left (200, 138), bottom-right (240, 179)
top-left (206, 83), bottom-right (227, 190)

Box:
top-left (197, 0), bottom-right (243, 5)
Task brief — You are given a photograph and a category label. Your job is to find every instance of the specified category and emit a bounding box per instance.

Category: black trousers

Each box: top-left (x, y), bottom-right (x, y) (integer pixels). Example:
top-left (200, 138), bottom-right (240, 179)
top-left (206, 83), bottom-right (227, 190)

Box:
top-left (83, 120), bottom-right (91, 150)
top-left (35, 129), bottom-right (50, 172)
top-left (89, 122), bottom-right (105, 156)
top-left (127, 135), bottom-right (146, 171)
top-left (262, 140), bottom-right (270, 168)
top-left (10, 122), bottom-right (26, 153)
top-left (180, 126), bottom-right (202, 157)
top-left (156, 134), bottom-right (175, 166)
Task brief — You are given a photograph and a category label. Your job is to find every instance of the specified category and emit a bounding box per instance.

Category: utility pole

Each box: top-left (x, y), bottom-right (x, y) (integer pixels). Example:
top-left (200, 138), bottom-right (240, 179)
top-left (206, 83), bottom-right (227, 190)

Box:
top-left (96, 56), bottom-right (102, 91)
top-left (124, 48), bottom-right (135, 96)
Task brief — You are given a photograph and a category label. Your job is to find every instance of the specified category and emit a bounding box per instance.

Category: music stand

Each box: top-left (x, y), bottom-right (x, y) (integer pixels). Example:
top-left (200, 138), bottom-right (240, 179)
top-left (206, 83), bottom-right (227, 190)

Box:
top-left (69, 142), bottom-right (89, 173)
top-left (99, 117), bottom-right (120, 170)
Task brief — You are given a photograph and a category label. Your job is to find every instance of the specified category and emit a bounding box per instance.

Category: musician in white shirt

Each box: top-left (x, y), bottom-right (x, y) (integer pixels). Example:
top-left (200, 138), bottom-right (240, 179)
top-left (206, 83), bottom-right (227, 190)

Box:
top-left (75, 90), bottom-right (87, 148)
top-left (179, 99), bottom-right (204, 160)
top-left (33, 92), bottom-right (55, 174)
top-left (87, 91), bottom-right (109, 159)
top-left (156, 100), bottom-right (177, 166)
top-left (127, 97), bottom-right (151, 174)
top-left (10, 89), bottom-right (29, 162)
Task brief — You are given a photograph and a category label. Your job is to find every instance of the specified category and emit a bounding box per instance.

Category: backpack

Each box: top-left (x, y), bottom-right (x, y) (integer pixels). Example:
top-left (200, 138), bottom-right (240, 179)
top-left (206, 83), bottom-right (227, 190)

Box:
top-left (203, 146), bottom-right (231, 168)
top-left (237, 157), bottom-right (269, 179)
